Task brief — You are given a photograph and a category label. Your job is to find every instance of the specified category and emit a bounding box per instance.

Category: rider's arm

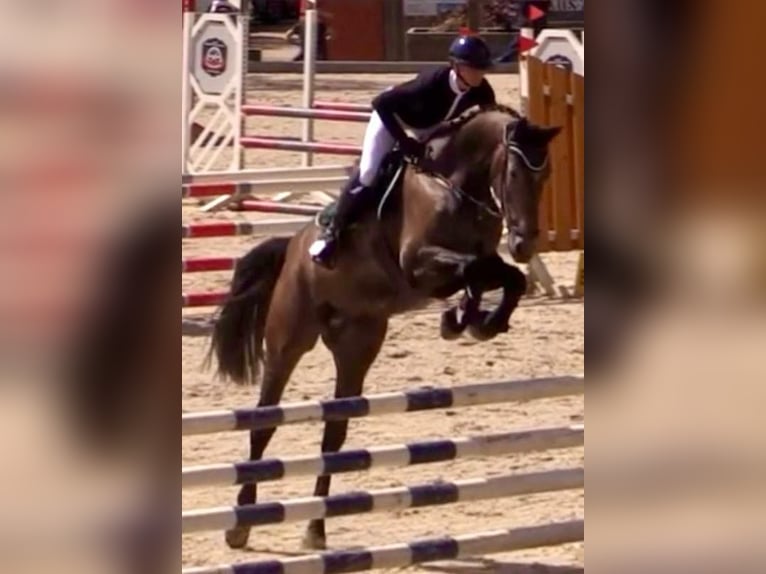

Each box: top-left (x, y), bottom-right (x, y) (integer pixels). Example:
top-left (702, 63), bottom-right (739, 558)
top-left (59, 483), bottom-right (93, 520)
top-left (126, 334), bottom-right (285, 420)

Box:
top-left (372, 67), bottom-right (443, 144)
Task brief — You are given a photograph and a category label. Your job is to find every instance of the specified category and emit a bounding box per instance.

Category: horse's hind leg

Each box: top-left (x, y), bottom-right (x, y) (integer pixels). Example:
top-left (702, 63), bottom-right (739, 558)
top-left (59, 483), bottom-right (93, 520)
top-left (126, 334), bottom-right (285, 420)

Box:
top-left (225, 281), bottom-right (320, 549)
top-left (303, 315), bottom-right (388, 550)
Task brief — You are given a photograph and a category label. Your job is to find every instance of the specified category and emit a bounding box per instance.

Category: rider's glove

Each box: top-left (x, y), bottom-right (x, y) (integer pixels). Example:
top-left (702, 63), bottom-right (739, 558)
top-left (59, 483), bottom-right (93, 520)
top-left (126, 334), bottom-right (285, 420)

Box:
top-left (399, 137), bottom-right (426, 161)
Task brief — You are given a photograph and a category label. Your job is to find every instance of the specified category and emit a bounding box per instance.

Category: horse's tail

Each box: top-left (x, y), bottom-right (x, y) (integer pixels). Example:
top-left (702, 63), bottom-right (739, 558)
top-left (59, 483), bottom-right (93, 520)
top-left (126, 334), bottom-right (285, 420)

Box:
top-left (206, 236), bottom-right (290, 386)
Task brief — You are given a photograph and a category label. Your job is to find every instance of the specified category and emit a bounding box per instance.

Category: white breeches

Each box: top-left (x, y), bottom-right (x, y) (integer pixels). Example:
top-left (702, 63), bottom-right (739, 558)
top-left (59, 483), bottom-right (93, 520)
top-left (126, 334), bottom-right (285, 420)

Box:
top-left (358, 111), bottom-right (396, 186)
top-left (358, 111), bottom-right (439, 186)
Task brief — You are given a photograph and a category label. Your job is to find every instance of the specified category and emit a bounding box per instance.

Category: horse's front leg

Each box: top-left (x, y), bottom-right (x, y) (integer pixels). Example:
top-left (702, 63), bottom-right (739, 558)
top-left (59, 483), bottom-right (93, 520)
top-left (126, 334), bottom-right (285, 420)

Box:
top-left (462, 254), bottom-right (527, 341)
top-left (441, 286), bottom-right (484, 340)
top-left (400, 245), bottom-right (484, 339)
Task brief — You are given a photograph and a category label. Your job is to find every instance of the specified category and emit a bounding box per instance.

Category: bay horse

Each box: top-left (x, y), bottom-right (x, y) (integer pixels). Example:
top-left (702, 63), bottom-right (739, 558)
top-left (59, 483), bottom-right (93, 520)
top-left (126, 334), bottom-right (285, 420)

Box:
top-left (207, 104), bottom-right (561, 550)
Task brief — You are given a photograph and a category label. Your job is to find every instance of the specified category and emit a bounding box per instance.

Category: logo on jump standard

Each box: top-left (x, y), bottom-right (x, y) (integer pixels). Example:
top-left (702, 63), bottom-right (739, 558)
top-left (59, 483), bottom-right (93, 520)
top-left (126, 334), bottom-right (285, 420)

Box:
top-left (546, 53), bottom-right (573, 71)
top-left (201, 38), bottom-right (227, 77)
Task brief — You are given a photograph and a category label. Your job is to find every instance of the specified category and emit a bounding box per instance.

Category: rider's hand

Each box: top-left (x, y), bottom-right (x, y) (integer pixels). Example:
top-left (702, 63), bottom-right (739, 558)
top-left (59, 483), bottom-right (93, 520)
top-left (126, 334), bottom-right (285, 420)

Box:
top-left (400, 137), bottom-right (426, 161)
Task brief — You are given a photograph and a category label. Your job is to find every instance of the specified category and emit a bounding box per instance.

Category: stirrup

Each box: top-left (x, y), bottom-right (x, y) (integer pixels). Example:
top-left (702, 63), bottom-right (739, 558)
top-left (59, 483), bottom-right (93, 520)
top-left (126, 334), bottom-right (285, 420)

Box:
top-left (309, 236), bottom-right (331, 257)
top-left (309, 236), bottom-right (338, 268)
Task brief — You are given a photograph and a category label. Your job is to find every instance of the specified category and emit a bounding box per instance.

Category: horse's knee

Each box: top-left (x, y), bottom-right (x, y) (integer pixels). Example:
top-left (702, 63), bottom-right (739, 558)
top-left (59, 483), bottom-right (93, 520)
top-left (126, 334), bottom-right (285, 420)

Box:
top-left (506, 265), bottom-right (527, 292)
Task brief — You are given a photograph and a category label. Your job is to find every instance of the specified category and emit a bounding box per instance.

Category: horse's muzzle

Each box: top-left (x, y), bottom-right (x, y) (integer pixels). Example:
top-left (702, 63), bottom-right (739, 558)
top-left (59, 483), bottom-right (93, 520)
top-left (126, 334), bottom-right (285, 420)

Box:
top-left (508, 232), bottom-right (537, 264)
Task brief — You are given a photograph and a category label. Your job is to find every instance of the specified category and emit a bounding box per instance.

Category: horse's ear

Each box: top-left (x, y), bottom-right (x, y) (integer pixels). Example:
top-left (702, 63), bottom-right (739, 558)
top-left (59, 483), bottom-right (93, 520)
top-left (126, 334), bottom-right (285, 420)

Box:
top-left (512, 122), bottom-right (560, 146)
top-left (541, 126), bottom-right (563, 143)
top-left (507, 117), bottom-right (528, 141)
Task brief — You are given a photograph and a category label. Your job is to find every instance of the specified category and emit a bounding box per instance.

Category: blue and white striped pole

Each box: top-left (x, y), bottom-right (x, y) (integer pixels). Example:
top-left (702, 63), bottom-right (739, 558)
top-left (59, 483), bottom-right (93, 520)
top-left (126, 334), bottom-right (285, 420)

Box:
top-left (182, 518), bottom-right (584, 574)
top-left (182, 375), bottom-right (584, 436)
top-left (183, 424), bottom-right (584, 488)
top-left (182, 467), bottom-right (583, 533)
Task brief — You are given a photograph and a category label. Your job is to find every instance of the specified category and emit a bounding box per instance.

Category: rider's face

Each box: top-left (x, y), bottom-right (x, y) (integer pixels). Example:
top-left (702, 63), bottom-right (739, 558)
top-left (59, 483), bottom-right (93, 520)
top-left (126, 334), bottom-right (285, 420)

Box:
top-left (455, 64), bottom-right (487, 89)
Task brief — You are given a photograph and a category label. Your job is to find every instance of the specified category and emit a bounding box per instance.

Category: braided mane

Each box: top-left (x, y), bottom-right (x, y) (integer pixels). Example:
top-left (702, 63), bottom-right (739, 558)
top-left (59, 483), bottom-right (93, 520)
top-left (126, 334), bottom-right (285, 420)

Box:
top-left (426, 103), bottom-right (521, 142)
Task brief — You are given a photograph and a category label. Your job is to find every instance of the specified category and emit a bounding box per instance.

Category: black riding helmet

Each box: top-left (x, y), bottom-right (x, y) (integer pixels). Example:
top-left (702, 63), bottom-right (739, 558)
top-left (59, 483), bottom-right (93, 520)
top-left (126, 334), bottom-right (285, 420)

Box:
top-left (448, 35), bottom-right (493, 70)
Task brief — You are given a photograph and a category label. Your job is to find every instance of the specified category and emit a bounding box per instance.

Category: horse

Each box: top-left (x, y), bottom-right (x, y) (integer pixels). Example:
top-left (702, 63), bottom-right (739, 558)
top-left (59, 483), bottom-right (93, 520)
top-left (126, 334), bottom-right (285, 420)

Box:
top-left (62, 196), bottom-right (180, 572)
top-left (207, 104), bottom-right (561, 550)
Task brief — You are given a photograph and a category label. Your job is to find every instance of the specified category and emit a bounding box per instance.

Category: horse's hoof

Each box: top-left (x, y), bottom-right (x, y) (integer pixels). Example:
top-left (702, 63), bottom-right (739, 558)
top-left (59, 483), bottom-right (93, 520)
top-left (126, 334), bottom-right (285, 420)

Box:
top-left (302, 530), bottom-right (327, 550)
top-left (467, 325), bottom-right (496, 341)
top-left (440, 307), bottom-right (465, 340)
top-left (467, 312), bottom-right (509, 341)
top-left (225, 527), bottom-right (251, 549)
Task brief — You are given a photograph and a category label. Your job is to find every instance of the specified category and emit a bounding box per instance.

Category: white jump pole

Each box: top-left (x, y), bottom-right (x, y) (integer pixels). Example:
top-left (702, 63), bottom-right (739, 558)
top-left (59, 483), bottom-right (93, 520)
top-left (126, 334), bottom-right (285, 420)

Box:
top-left (302, 2), bottom-right (317, 167)
top-left (181, 0), bottom-right (195, 173)
top-left (238, 0), bottom-right (250, 172)
top-left (519, 26), bottom-right (534, 114)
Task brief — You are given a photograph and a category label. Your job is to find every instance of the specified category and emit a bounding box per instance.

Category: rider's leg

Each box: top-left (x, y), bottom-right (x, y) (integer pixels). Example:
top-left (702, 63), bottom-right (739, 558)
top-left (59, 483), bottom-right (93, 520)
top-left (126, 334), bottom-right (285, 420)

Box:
top-left (309, 112), bottom-right (395, 267)
top-left (357, 111), bottom-right (397, 187)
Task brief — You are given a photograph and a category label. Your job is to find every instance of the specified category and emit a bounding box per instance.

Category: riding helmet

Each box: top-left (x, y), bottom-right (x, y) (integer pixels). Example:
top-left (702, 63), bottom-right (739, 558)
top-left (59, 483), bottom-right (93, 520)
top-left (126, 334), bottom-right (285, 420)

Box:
top-left (448, 35), bottom-right (493, 70)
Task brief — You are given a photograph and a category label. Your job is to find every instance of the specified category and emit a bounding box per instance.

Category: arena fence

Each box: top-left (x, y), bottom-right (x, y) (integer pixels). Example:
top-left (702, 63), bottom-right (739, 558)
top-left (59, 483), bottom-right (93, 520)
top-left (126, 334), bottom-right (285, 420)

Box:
top-left (527, 56), bottom-right (585, 253)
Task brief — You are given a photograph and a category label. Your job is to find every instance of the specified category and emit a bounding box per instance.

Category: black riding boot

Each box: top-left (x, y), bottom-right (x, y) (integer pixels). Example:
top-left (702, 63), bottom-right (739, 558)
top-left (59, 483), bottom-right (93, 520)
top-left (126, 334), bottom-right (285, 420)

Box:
top-left (309, 180), bottom-right (371, 268)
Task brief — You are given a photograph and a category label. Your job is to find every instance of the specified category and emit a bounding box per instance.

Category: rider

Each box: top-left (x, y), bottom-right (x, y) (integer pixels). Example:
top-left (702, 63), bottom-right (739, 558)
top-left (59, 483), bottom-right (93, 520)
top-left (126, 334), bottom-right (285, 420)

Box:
top-left (309, 33), bottom-right (497, 268)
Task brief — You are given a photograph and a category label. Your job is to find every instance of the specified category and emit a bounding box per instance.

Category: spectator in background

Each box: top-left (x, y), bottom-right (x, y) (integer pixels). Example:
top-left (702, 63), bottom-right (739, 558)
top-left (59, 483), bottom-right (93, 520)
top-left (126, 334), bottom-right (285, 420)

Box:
top-left (486, 0), bottom-right (522, 30)
top-left (285, 0), bottom-right (329, 61)
top-left (494, 31), bottom-right (520, 63)
top-left (492, 0), bottom-right (521, 62)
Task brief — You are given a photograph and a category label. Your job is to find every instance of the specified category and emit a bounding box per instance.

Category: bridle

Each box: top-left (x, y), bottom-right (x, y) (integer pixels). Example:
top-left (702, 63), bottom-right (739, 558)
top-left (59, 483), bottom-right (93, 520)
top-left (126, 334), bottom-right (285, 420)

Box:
top-left (489, 123), bottom-right (550, 217)
top-left (507, 143), bottom-right (550, 172)
top-left (426, 117), bottom-right (549, 222)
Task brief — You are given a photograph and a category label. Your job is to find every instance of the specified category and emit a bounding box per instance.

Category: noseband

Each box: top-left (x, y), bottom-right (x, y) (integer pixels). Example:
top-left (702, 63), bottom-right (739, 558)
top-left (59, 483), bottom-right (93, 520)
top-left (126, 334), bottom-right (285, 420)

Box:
top-left (507, 143), bottom-right (549, 172)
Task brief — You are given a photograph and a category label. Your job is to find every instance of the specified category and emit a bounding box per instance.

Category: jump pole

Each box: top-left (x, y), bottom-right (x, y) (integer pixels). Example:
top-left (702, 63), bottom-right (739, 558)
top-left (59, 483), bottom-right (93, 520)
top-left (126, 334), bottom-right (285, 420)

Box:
top-left (182, 219), bottom-right (309, 239)
top-left (314, 100), bottom-right (371, 112)
top-left (182, 375), bottom-right (584, 435)
top-left (302, 2), bottom-right (318, 167)
top-left (519, 25), bottom-right (534, 114)
top-left (181, 0), bottom-right (194, 172)
top-left (241, 104), bottom-right (370, 122)
top-left (181, 467), bottom-right (584, 533)
top-left (183, 425), bottom-right (585, 488)
top-left (182, 519), bottom-right (584, 574)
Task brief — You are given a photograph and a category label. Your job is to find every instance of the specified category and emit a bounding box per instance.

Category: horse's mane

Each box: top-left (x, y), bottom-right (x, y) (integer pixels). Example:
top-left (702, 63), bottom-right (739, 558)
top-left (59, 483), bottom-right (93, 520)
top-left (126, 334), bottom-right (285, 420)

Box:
top-left (426, 103), bottom-right (522, 142)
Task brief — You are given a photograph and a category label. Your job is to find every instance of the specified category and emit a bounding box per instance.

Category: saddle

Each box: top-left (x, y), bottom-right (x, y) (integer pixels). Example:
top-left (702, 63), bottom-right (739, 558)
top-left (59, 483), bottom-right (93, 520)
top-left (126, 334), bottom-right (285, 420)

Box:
top-left (316, 151), bottom-right (408, 230)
